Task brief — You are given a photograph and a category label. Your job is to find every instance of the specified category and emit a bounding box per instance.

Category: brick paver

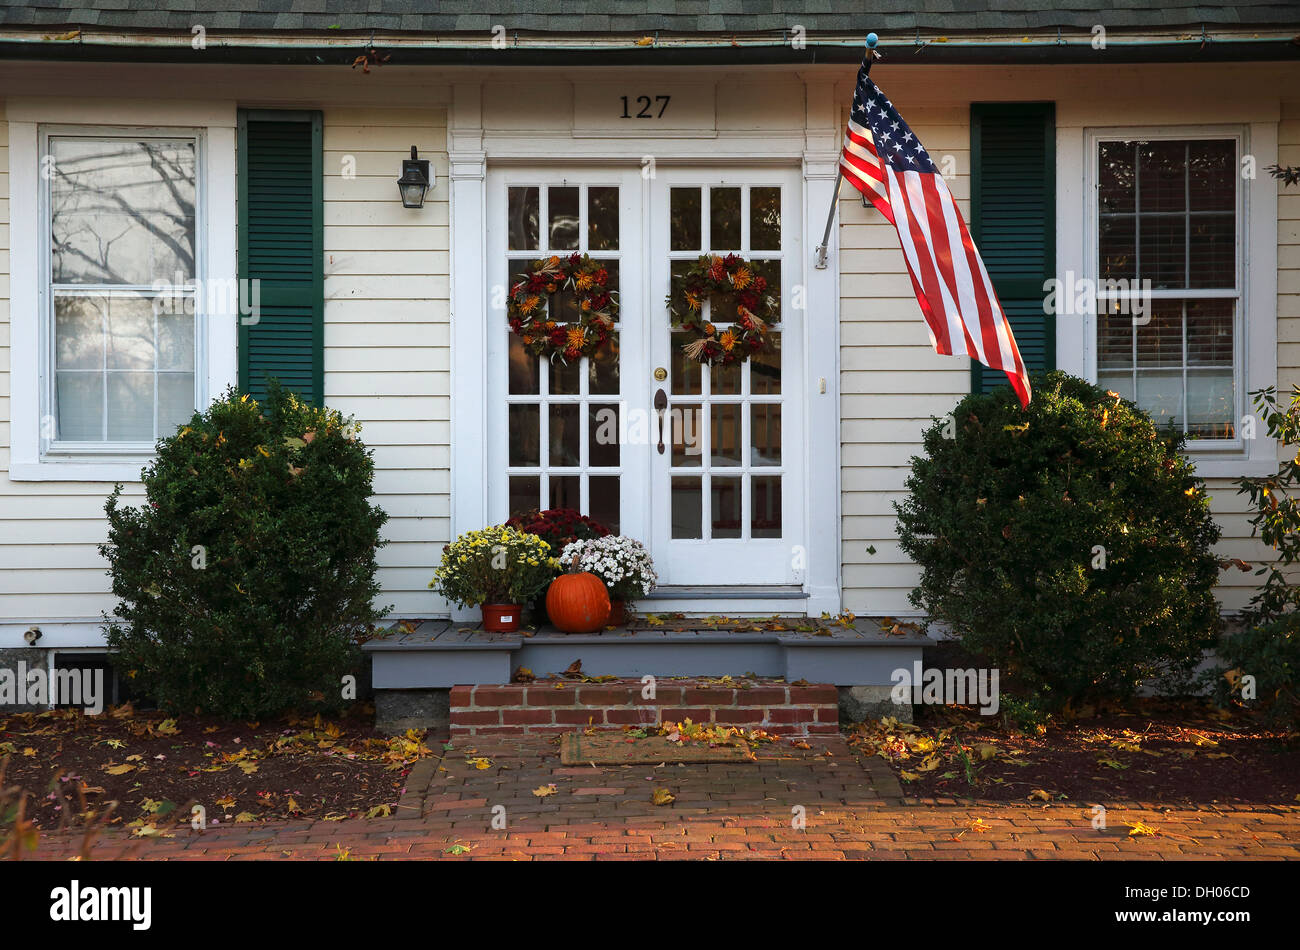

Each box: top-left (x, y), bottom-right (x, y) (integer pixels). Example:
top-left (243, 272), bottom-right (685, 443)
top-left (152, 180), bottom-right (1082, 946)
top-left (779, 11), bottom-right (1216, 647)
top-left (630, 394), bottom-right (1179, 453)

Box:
top-left (21, 736), bottom-right (1300, 861)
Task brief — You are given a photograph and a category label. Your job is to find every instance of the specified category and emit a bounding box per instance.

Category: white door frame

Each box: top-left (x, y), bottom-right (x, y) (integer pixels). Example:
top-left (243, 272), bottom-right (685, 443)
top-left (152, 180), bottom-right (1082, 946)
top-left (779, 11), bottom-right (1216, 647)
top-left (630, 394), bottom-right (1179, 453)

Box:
top-left (448, 78), bottom-right (843, 617)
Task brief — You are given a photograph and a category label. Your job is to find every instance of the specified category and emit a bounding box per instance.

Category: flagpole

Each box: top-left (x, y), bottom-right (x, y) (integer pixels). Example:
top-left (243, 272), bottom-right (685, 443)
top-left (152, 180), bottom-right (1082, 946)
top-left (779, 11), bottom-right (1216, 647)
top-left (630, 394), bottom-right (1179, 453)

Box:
top-left (814, 32), bottom-right (879, 270)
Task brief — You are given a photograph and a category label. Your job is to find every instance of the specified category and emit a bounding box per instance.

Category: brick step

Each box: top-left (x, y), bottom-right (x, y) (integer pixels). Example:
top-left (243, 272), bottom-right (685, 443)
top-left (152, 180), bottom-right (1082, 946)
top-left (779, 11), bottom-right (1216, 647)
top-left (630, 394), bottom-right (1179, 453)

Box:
top-left (449, 678), bottom-right (839, 738)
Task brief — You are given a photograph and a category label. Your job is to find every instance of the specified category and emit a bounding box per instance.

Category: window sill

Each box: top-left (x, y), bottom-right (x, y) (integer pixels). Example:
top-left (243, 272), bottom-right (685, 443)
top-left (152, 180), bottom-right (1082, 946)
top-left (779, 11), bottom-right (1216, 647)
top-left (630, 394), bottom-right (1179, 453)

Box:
top-left (9, 459), bottom-right (151, 483)
top-left (1186, 456), bottom-right (1278, 479)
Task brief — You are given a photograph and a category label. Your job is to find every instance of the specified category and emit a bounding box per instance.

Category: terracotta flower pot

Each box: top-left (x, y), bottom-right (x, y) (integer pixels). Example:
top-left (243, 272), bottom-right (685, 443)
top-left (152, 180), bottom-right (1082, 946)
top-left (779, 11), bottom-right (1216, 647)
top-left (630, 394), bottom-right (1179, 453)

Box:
top-left (481, 603), bottom-right (523, 632)
top-left (607, 600), bottom-right (628, 626)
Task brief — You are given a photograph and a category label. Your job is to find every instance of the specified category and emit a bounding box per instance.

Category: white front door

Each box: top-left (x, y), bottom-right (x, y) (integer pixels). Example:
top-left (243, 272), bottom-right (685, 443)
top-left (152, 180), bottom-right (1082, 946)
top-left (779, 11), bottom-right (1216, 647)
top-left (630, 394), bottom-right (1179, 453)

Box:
top-left (486, 166), bottom-right (803, 589)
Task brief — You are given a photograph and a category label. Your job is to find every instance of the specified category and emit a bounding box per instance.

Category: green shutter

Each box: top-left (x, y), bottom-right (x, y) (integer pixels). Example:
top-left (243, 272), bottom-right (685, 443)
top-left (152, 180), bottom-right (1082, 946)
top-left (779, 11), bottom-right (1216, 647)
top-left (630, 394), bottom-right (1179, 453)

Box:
top-left (237, 109), bottom-right (323, 406)
top-left (969, 103), bottom-right (1055, 394)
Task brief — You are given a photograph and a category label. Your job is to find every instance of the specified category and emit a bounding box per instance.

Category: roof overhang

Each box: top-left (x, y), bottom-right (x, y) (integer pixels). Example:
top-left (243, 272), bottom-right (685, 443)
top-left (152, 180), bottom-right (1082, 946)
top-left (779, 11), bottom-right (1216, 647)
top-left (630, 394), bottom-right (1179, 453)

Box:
top-left (0, 27), bottom-right (1297, 67)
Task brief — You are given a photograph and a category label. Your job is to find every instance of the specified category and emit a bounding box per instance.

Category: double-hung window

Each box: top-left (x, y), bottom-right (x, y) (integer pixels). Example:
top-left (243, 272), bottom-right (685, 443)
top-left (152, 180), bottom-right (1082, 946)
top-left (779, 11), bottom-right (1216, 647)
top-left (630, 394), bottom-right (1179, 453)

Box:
top-left (44, 129), bottom-right (200, 452)
top-left (1093, 133), bottom-right (1241, 443)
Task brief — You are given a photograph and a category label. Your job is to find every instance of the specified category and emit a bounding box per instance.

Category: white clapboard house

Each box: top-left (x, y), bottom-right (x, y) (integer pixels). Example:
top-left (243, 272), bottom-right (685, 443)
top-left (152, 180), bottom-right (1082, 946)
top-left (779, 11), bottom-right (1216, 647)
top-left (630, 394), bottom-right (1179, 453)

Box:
top-left (0, 2), bottom-right (1297, 714)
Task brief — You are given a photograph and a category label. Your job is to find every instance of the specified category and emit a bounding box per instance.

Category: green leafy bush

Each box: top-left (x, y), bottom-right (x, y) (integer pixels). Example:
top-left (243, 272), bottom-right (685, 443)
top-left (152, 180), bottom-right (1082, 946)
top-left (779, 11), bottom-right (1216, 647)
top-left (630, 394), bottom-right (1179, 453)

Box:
top-left (102, 384), bottom-right (389, 718)
top-left (1212, 615), bottom-right (1300, 727)
top-left (895, 371), bottom-right (1221, 708)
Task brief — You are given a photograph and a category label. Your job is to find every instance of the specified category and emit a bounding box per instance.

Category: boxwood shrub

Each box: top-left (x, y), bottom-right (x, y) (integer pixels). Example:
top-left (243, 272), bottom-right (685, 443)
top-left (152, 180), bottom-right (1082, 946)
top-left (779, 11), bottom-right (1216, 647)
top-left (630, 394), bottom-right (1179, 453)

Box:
top-left (895, 371), bottom-right (1222, 710)
top-left (101, 384), bottom-right (389, 718)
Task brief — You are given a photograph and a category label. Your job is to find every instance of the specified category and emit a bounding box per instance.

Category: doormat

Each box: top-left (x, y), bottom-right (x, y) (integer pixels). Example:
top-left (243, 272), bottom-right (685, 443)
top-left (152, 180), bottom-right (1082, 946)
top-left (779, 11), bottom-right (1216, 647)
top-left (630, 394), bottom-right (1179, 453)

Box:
top-left (560, 732), bottom-right (754, 765)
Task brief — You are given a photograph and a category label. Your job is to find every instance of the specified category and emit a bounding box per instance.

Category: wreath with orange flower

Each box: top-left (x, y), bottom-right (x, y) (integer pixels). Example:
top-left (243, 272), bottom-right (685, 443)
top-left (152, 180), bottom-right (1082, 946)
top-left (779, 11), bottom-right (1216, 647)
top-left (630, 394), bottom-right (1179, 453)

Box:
top-left (667, 254), bottom-right (776, 365)
top-left (507, 253), bottom-right (618, 363)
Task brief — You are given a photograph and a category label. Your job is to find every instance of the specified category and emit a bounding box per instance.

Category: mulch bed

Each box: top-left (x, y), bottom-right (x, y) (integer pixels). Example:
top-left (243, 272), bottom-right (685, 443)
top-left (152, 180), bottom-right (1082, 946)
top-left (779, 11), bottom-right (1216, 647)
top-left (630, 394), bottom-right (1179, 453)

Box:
top-left (849, 700), bottom-right (1300, 805)
top-left (0, 703), bottom-right (437, 836)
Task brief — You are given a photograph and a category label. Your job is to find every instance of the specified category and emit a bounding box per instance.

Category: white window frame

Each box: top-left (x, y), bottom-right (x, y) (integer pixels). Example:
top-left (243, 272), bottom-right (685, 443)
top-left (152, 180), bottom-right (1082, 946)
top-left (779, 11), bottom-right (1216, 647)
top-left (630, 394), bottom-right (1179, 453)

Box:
top-left (7, 100), bottom-right (237, 481)
top-left (1080, 123), bottom-right (1277, 478)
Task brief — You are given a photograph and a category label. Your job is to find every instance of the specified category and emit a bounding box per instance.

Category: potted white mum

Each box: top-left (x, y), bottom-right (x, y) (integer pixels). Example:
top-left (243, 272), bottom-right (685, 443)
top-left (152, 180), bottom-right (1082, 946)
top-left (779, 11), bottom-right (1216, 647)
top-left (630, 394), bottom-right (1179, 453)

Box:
top-left (558, 535), bottom-right (657, 625)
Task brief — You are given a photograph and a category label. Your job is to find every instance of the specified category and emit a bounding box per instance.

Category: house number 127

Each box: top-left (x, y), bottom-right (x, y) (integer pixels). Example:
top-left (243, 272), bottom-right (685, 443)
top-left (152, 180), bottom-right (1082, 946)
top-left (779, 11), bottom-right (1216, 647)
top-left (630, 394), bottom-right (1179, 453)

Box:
top-left (621, 95), bottom-right (670, 119)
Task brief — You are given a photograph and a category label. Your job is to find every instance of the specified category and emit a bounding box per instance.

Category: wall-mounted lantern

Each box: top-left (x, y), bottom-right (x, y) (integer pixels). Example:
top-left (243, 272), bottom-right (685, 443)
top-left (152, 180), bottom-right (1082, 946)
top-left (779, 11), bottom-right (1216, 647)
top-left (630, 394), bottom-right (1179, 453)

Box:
top-left (397, 146), bottom-right (431, 209)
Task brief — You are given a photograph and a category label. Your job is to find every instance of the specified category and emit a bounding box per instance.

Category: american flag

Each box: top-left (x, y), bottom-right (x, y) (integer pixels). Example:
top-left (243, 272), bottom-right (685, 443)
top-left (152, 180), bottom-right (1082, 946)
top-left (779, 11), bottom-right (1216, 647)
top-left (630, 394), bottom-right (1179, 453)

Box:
top-left (840, 63), bottom-right (1031, 406)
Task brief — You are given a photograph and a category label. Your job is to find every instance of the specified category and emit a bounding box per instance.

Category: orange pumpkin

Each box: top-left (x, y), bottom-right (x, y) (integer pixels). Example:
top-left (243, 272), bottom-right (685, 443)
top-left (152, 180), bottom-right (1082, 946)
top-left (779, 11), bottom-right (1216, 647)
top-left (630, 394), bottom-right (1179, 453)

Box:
top-left (546, 572), bottom-right (611, 633)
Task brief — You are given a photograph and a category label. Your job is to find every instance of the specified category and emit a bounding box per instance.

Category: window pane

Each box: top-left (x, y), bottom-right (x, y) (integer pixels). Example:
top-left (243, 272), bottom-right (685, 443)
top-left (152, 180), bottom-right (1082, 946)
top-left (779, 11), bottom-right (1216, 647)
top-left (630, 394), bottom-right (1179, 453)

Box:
top-left (750, 186), bottom-right (781, 251)
top-left (157, 372), bottom-right (195, 435)
top-left (548, 186), bottom-right (579, 250)
top-left (1098, 215), bottom-right (1136, 282)
top-left (670, 187), bottom-right (701, 251)
top-left (1137, 141), bottom-right (1187, 213)
top-left (1096, 307), bottom-right (1134, 371)
top-left (589, 475), bottom-right (620, 534)
top-left (549, 356), bottom-right (581, 395)
top-left (670, 333), bottom-right (702, 395)
top-left (711, 476), bottom-right (741, 539)
top-left (751, 404), bottom-right (781, 466)
top-left (710, 187), bottom-right (741, 250)
top-left (1098, 142), bottom-right (1136, 215)
top-left (588, 186), bottom-right (619, 251)
top-left (711, 360), bottom-right (740, 395)
top-left (1189, 213), bottom-right (1235, 289)
top-left (589, 403), bottom-right (620, 467)
top-left (507, 186), bottom-right (539, 250)
top-left (105, 297), bottom-right (156, 370)
top-left (671, 476), bottom-right (702, 539)
top-left (1190, 141), bottom-right (1235, 212)
top-left (1186, 299), bottom-right (1233, 366)
top-left (1136, 370), bottom-right (1182, 433)
top-left (157, 309), bottom-right (195, 371)
top-left (107, 372), bottom-right (154, 441)
top-left (55, 296), bottom-right (105, 369)
top-left (1135, 302), bottom-right (1183, 368)
top-left (548, 403), bottom-right (580, 467)
top-left (56, 373), bottom-right (103, 441)
top-left (1187, 369), bottom-right (1235, 439)
top-left (51, 137), bottom-right (196, 285)
top-left (508, 404), bottom-right (539, 466)
top-left (1138, 213), bottom-right (1186, 288)
top-left (752, 475), bottom-right (781, 539)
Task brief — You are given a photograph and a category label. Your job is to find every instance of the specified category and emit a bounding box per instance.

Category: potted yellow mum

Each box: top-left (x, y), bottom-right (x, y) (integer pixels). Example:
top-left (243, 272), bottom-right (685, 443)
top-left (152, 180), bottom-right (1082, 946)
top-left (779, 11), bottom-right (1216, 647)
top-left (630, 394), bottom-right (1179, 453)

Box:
top-left (429, 525), bottom-right (558, 632)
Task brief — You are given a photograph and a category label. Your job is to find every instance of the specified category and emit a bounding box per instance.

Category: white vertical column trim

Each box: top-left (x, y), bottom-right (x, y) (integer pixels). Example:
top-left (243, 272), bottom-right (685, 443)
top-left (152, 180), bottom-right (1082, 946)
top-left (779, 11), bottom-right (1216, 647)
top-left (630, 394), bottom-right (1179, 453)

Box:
top-left (448, 83), bottom-right (488, 621)
top-left (1244, 119), bottom-right (1279, 472)
top-left (801, 77), bottom-right (843, 616)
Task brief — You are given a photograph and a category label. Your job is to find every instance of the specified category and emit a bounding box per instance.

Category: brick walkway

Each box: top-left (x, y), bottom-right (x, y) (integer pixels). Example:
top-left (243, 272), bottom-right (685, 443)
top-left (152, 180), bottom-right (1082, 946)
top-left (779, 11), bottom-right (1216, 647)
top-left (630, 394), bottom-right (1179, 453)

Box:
top-left (25, 736), bottom-right (1300, 861)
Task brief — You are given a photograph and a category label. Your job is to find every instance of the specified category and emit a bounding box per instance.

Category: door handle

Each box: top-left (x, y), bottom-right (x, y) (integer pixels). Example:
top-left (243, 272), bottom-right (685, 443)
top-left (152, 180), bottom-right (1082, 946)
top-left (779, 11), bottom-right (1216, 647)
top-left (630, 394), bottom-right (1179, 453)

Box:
top-left (654, 388), bottom-right (668, 455)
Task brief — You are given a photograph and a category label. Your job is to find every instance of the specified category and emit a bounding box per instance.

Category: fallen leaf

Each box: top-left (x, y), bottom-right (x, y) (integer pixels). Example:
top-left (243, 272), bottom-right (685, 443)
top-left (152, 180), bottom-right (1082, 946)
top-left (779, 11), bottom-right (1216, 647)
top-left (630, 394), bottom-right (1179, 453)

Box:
top-left (651, 788), bottom-right (676, 806)
top-left (533, 784), bottom-right (558, 798)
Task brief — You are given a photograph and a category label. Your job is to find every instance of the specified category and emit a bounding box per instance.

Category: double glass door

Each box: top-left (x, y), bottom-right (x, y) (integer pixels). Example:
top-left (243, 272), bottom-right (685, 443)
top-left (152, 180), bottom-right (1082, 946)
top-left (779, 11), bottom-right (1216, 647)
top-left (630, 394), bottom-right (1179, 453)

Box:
top-left (486, 167), bottom-right (803, 587)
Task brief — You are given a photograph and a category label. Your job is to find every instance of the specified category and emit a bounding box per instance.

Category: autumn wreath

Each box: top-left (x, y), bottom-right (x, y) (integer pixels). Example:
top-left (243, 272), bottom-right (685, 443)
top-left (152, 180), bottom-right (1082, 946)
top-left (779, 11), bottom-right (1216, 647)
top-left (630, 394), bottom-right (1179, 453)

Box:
top-left (507, 253), bottom-right (618, 362)
top-left (667, 254), bottom-right (777, 365)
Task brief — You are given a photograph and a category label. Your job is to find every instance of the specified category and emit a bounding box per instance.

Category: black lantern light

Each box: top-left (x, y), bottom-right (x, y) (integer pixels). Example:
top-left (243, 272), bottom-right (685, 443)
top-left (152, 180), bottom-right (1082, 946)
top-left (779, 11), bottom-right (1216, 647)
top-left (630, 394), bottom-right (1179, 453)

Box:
top-left (397, 146), bottom-right (431, 209)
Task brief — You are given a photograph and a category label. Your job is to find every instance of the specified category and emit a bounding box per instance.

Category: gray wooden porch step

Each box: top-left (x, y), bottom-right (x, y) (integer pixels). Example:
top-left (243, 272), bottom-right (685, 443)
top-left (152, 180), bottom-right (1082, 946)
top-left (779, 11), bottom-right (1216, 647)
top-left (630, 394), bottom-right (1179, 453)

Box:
top-left (363, 618), bottom-right (929, 688)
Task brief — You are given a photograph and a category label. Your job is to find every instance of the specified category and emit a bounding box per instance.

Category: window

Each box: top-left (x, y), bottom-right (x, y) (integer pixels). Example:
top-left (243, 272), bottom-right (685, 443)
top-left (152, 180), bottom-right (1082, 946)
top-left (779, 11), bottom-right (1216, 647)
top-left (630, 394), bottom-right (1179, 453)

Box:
top-left (44, 131), bottom-right (199, 449)
top-left (1094, 135), bottom-right (1240, 441)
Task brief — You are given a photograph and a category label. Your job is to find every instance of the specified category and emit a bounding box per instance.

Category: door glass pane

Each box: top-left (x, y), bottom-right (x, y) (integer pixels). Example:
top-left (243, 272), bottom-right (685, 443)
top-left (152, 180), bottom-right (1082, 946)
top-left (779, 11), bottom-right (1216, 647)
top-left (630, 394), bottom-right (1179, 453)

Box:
top-left (671, 334), bottom-right (703, 395)
top-left (509, 475), bottom-right (540, 517)
top-left (549, 186), bottom-right (579, 250)
top-left (750, 186), bottom-right (781, 250)
top-left (588, 186), bottom-right (619, 250)
top-left (671, 404), bottom-right (702, 467)
top-left (710, 404), bottom-right (741, 466)
top-left (751, 404), bottom-right (781, 465)
top-left (549, 357), bottom-right (581, 395)
top-left (670, 187), bottom-right (701, 250)
top-left (710, 187), bottom-right (741, 250)
top-left (507, 186), bottom-right (539, 250)
top-left (549, 403), bottom-right (581, 466)
top-left (589, 403), bottom-right (620, 467)
top-left (589, 475), bottom-right (620, 534)
top-left (751, 332), bottom-right (781, 395)
top-left (549, 474), bottom-right (580, 510)
top-left (508, 405), bottom-right (540, 466)
top-left (752, 475), bottom-right (781, 538)
top-left (508, 333), bottom-right (540, 394)
top-left (671, 476), bottom-right (702, 539)
top-left (711, 360), bottom-right (740, 395)
top-left (711, 476), bottom-right (741, 539)
top-left (589, 331), bottom-right (620, 395)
